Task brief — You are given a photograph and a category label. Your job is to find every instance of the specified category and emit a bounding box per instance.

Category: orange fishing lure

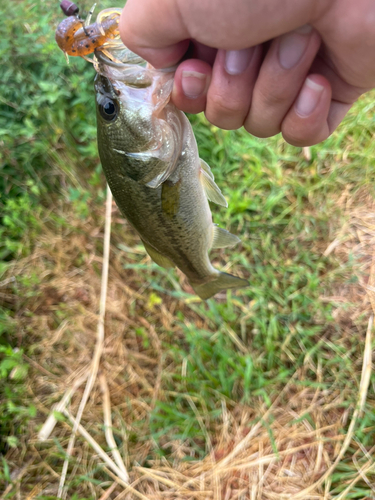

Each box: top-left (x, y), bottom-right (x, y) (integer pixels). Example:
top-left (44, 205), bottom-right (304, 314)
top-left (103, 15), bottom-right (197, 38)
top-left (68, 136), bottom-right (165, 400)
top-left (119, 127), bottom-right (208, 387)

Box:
top-left (55, 7), bottom-right (121, 58)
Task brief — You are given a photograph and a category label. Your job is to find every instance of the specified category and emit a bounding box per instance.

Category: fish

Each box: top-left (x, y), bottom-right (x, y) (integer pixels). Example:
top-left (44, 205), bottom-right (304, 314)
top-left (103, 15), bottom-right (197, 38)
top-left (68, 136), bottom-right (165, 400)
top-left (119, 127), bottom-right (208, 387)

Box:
top-left (56, 8), bottom-right (247, 299)
top-left (54, 4), bottom-right (247, 300)
top-left (93, 47), bottom-right (248, 300)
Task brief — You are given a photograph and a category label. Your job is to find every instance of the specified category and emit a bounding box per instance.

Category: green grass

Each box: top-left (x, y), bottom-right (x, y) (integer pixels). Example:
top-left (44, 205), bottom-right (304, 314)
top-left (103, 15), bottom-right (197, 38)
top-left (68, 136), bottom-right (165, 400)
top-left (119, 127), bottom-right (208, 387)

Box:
top-left (1, 0), bottom-right (375, 497)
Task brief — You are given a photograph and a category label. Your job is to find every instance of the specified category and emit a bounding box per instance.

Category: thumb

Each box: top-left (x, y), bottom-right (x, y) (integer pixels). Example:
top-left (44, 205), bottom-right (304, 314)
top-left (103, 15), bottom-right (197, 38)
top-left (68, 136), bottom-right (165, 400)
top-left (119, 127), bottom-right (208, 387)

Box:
top-left (119, 0), bottom-right (326, 68)
top-left (119, 0), bottom-right (190, 68)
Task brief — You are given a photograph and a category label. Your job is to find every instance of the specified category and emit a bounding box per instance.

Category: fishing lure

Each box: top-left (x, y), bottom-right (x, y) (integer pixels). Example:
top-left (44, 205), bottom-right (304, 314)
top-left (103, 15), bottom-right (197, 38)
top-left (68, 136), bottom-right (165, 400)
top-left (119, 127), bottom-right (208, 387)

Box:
top-left (60, 0), bottom-right (80, 16)
top-left (55, 5), bottom-right (122, 59)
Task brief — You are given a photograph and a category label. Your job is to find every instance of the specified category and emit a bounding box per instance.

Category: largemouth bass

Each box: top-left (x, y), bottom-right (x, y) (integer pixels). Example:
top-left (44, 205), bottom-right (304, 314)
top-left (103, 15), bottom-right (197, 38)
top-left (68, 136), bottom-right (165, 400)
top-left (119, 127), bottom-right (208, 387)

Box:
top-left (94, 47), bottom-right (248, 300)
top-left (55, 7), bottom-right (247, 299)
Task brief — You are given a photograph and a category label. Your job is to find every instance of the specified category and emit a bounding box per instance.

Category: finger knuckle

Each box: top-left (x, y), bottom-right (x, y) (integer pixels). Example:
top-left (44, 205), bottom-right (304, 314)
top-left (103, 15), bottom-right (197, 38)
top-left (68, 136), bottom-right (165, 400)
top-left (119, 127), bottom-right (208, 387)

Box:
top-left (208, 91), bottom-right (245, 118)
top-left (258, 86), bottom-right (286, 108)
top-left (282, 126), bottom-right (327, 147)
top-left (244, 114), bottom-right (280, 138)
top-left (282, 125), bottom-right (308, 146)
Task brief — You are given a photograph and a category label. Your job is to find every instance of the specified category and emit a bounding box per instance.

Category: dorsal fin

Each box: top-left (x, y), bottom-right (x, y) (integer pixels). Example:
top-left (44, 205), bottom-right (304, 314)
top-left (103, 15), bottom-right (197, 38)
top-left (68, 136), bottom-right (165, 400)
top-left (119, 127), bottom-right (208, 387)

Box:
top-left (199, 160), bottom-right (227, 207)
top-left (200, 159), bottom-right (214, 179)
top-left (211, 225), bottom-right (241, 249)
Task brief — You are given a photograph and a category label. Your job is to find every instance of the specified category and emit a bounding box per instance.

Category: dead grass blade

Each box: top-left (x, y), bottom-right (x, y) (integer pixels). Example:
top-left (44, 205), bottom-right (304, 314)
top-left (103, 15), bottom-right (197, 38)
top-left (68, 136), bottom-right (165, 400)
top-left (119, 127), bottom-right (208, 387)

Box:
top-left (38, 374), bottom-right (88, 442)
top-left (286, 313), bottom-right (372, 499)
top-left (62, 409), bottom-right (129, 485)
top-left (100, 373), bottom-right (129, 482)
top-left (58, 185), bottom-right (113, 498)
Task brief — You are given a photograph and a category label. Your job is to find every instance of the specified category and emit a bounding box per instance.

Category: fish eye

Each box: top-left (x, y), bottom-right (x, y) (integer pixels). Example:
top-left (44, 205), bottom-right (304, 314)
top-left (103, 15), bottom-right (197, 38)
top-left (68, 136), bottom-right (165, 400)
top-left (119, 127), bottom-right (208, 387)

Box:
top-left (99, 97), bottom-right (118, 121)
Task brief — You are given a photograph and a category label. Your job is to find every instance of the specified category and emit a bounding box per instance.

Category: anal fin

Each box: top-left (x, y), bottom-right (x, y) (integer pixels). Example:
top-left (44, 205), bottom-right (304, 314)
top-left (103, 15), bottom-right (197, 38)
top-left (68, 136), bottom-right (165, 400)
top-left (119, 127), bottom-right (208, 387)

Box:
top-left (211, 225), bottom-right (241, 249)
top-left (142, 240), bottom-right (175, 269)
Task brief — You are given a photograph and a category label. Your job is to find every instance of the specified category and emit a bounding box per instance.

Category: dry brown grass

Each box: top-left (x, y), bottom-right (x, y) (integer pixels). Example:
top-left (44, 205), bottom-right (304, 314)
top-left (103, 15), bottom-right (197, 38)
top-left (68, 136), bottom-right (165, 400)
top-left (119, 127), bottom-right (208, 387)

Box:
top-left (1, 187), bottom-right (374, 499)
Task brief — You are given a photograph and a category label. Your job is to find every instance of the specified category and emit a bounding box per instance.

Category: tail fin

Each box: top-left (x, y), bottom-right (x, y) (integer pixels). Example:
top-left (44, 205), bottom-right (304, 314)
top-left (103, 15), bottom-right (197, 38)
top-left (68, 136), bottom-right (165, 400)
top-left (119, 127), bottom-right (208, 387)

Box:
top-left (191, 272), bottom-right (248, 300)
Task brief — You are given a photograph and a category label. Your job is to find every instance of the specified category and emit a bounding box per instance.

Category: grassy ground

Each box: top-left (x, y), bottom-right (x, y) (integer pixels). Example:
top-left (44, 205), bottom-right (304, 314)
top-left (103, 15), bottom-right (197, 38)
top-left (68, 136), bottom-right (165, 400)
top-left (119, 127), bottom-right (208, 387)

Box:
top-left (0, 1), bottom-right (374, 498)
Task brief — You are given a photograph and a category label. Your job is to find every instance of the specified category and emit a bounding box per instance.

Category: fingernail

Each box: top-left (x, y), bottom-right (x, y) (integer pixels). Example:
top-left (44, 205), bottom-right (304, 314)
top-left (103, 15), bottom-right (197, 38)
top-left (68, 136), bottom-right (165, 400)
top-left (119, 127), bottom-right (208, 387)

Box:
top-left (181, 70), bottom-right (207, 99)
top-left (225, 47), bottom-right (255, 75)
top-left (295, 77), bottom-right (324, 117)
top-left (278, 24), bottom-right (312, 69)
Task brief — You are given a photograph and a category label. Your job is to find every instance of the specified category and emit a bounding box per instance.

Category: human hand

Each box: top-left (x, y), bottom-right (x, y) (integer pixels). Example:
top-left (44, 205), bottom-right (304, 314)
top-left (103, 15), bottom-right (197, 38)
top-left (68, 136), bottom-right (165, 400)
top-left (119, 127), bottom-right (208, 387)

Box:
top-left (119, 0), bottom-right (374, 147)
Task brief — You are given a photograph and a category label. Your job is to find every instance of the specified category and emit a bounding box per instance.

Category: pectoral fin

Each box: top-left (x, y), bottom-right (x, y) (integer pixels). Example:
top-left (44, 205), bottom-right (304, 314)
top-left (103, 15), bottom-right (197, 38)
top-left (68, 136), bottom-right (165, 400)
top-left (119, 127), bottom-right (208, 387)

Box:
top-left (161, 180), bottom-right (181, 217)
top-left (211, 225), bottom-right (241, 249)
top-left (120, 149), bottom-right (174, 188)
top-left (145, 169), bottom-right (171, 188)
top-left (114, 146), bottom-right (176, 189)
top-left (142, 240), bottom-right (175, 269)
top-left (199, 160), bottom-right (227, 207)
top-left (124, 150), bottom-right (157, 161)
top-left (117, 114), bottom-right (181, 189)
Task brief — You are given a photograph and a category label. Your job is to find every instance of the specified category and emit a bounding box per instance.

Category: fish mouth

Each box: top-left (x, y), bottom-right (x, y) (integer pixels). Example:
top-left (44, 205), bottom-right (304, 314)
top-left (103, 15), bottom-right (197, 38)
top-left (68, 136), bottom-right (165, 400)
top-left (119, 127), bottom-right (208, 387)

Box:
top-left (94, 73), bottom-right (116, 99)
top-left (94, 48), bottom-right (145, 68)
top-left (92, 43), bottom-right (178, 92)
top-left (93, 49), bottom-right (154, 88)
top-left (94, 48), bottom-right (178, 74)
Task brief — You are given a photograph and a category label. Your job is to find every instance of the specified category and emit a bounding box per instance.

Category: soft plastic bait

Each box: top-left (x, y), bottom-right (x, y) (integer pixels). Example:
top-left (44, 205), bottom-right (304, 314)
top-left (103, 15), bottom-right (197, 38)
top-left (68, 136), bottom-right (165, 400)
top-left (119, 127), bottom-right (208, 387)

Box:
top-left (55, 7), bottom-right (122, 58)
